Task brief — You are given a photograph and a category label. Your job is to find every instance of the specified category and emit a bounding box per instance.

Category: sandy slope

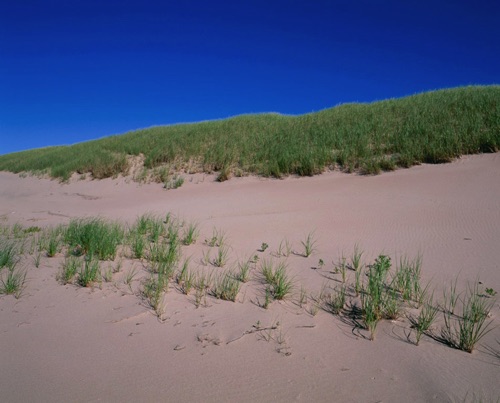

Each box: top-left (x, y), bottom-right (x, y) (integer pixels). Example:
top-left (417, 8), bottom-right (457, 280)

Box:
top-left (0, 153), bottom-right (499, 402)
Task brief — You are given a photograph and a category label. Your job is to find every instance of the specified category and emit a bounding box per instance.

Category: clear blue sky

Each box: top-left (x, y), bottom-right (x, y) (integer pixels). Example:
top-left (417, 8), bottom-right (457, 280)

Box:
top-left (1, 0), bottom-right (499, 155)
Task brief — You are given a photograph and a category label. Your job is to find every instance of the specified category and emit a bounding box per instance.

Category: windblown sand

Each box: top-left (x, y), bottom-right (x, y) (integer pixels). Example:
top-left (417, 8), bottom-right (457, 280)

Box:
top-left (1, 154), bottom-right (499, 402)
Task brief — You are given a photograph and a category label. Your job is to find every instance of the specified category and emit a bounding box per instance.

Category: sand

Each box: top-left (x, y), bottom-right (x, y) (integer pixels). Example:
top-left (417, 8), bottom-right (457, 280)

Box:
top-left (0, 153), bottom-right (499, 402)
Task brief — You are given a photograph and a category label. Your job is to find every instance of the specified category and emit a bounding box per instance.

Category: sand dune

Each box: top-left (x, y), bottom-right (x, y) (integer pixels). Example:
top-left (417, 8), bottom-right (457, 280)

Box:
top-left (1, 153), bottom-right (499, 402)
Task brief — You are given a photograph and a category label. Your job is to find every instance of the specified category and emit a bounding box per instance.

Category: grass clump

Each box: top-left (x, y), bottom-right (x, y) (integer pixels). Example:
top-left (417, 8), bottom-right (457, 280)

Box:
top-left (0, 239), bottom-right (18, 269)
top-left (301, 231), bottom-right (317, 257)
top-left (77, 256), bottom-right (101, 287)
top-left (211, 271), bottom-right (241, 302)
top-left (440, 282), bottom-right (495, 353)
top-left (65, 218), bottom-right (124, 260)
top-left (182, 222), bottom-right (199, 245)
top-left (409, 294), bottom-right (439, 346)
top-left (58, 256), bottom-right (83, 284)
top-left (260, 259), bottom-right (294, 301)
top-left (0, 266), bottom-right (26, 298)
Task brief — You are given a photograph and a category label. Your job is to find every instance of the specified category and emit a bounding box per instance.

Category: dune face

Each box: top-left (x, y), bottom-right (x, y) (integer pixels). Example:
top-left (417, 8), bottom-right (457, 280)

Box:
top-left (0, 153), bottom-right (499, 402)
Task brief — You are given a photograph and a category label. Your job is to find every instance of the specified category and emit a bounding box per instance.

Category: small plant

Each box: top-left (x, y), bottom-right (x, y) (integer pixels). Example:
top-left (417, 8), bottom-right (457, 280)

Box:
top-left (58, 256), bottom-right (82, 284)
top-left (201, 249), bottom-right (211, 266)
top-left (33, 252), bottom-right (42, 268)
top-left (131, 233), bottom-right (146, 259)
top-left (46, 232), bottom-right (60, 257)
top-left (335, 254), bottom-right (348, 283)
top-left (236, 259), bottom-right (251, 283)
top-left (485, 287), bottom-right (497, 297)
top-left (211, 271), bottom-right (241, 302)
top-left (277, 238), bottom-right (293, 257)
top-left (77, 256), bottom-right (101, 287)
top-left (391, 254), bottom-right (423, 304)
top-left (124, 267), bottom-right (138, 291)
top-left (176, 259), bottom-right (195, 294)
top-left (361, 291), bottom-right (379, 341)
top-left (213, 245), bottom-right (230, 267)
top-left (205, 227), bottom-right (226, 247)
top-left (0, 239), bottom-right (18, 269)
top-left (442, 275), bottom-right (460, 315)
top-left (409, 295), bottom-right (438, 346)
top-left (350, 243), bottom-right (364, 271)
top-left (259, 242), bottom-right (269, 252)
top-left (301, 231), bottom-right (317, 257)
top-left (440, 281), bottom-right (495, 353)
top-left (164, 175), bottom-right (184, 190)
top-left (317, 258), bottom-right (324, 269)
top-left (0, 266), bottom-right (26, 298)
top-left (260, 260), bottom-right (294, 300)
top-left (102, 267), bottom-right (113, 283)
top-left (182, 222), bottom-right (199, 245)
top-left (142, 274), bottom-right (166, 316)
top-left (194, 272), bottom-right (211, 308)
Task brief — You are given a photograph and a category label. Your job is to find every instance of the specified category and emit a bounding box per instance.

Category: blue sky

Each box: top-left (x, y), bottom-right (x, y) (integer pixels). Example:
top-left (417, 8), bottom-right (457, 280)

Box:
top-left (1, 0), bottom-right (499, 155)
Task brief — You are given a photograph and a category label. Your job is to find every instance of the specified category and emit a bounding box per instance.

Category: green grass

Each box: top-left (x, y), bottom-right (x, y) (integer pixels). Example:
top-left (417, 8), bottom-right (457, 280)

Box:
top-left (64, 218), bottom-right (124, 260)
top-left (1, 86), bottom-right (498, 181)
top-left (260, 259), bottom-right (294, 300)
top-left (0, 239), bottom-right (18, 269)
top-left (440, 282), bottom-right (495, 353)
top-left (0, 266), bottom-right (26, 298)
top-left (211, 271), bottom-right (241, 302)
top-left (58, 256), bottom-right (83, 285)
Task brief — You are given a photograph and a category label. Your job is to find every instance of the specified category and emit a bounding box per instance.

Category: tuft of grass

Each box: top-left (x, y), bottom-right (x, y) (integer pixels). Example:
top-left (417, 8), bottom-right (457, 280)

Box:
top-left (350, 243), bottom-right (364, 271)
top-left (260, 260), bottom-right (294, 300)
top-left (211, 271), bottom-right (241, 302)
top-left (391, 254), bottom-right (423, 304)
top-left (301, 231), bottom-right (317, 257)
top-left (194, 272), bottom-right (211, 308)
top-left (205, 227), bottom-right (226, 247)
top-left (440, 281), bottom-right (495, 353)
top-left (0, 266), bottom-right (26, 298)
top-left (58, 256), bottom-right (82, 284)
top-left (277, 238), bottom-right (293, 257)
top-left (236, 259), bottom-right (251, 283)
top-left (46, 231), bottom-right (61, 257)
top-left (124, 267), bottom-right (138, 290)
top-left (164, 174), bottom-right (184, 190)
top-left (141, 274), bottom-right (167, 316)
top-left (77, 256), bottom-right (101, 287)
top-left (130, 232), bottom-right (146, 259)
top-left (182, 222), bottom-right (200, 245)
top-left (409, 294), bottom-right (439, 346)
top-left (213, 245), bottom-right (230, 267)
top-left (0, 239), bottom-right (18, 269)
top-left (176, 258), bottom-right (195, 294)
top-left (65, 218), bottom-right (124, 260)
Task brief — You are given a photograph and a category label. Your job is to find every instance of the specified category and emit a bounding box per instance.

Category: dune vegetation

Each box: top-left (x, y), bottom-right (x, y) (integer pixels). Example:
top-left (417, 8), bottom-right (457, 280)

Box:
top-left (0, 85), bottom-right (498, 181)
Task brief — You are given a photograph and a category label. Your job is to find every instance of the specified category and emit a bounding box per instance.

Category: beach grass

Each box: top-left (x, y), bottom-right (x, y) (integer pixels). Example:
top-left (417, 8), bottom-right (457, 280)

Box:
top-left (0, 86), bottom-right (498, 181)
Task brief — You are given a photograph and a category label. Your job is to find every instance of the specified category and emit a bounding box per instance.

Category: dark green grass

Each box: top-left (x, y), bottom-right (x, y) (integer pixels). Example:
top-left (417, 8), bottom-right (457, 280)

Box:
top-left (0, 86), bottom-right (498, 180)
top-left (64, 218), bottom-right (124, 260)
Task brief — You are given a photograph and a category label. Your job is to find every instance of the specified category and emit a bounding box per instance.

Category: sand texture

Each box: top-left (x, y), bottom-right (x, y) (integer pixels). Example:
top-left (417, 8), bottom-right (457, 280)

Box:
top-left (1, 153), bottom-right (499, 402)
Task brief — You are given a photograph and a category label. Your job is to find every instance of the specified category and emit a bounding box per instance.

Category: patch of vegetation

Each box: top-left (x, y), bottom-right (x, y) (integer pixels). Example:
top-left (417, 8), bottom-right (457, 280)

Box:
top-left (0, 86), bottom-right (497, 181)
top-left (211, 271), bottom-right (241, 302)
top-left (64, 218), bottom-right (124, 260)
top-left (0, 266), bottom-right (26, 298)
top-left (260, 259), bottom-right (294, 301)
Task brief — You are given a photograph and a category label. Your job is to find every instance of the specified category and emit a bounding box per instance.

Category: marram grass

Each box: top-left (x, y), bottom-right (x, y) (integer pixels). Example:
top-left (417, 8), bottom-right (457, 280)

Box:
top-left (0, 86), bottom-right (498, 181)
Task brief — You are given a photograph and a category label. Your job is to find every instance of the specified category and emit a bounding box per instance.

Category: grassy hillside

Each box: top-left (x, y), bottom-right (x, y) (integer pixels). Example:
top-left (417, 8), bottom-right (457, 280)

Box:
top-left (1, 85), bottom-right (498, 181)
